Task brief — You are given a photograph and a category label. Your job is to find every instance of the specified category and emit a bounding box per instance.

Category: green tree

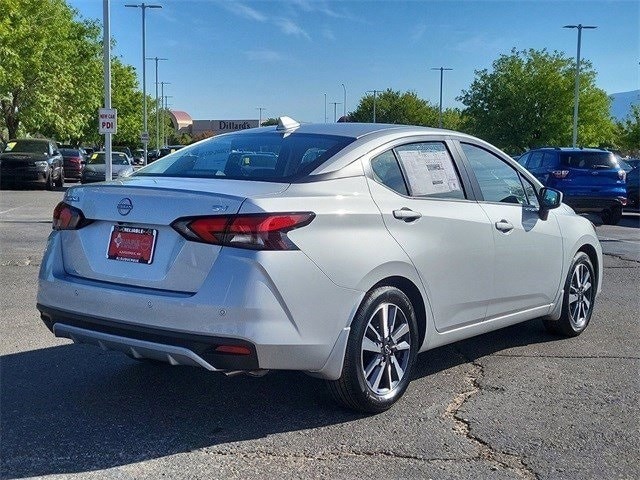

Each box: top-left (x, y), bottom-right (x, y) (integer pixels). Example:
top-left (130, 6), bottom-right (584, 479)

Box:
top-left (458, 48), bottom-right (615, 153)
top-left (0, 0), bottom-right (103, 140)
top-left (350, 89), bottom-right (439, 126)
top-left (261, 117), bottom-right (279, 126)
top-left (617, 104), bottom-right (640, 155)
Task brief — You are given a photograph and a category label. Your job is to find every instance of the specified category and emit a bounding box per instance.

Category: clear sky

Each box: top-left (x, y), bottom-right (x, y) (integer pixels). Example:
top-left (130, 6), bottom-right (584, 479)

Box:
top-left (68, 0), bottom-right (639, 123)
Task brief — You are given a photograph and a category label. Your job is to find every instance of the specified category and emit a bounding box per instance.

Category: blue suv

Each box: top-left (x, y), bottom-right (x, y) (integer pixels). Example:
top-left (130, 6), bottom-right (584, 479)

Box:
top-left (518, 148), bottom-right (627, 225)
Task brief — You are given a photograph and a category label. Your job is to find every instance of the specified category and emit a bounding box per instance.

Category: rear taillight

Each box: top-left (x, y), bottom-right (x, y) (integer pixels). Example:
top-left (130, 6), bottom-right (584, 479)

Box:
top-left (618, 170), bottom-right (626, 181)
top-left (172, 212), bottom-right (315, 250)
top-left (551, 170), bottom-right (570, 179)
top-left (52, 202), bottom-right (91, 230)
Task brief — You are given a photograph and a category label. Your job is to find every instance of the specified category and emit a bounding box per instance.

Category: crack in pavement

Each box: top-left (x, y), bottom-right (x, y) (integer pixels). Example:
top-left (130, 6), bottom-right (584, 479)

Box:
top-left (444, 348), bottom-right (538, 480)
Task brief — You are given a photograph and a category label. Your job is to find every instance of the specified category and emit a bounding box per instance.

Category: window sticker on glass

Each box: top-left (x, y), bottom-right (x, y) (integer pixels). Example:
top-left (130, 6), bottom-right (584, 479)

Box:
top-left (396, 143), bottom-right (461, 196)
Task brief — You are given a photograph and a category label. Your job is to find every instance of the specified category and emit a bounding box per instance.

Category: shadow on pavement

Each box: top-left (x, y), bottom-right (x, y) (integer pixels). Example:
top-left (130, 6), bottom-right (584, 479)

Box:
top-left (0, 318), bottom-right (560, 478)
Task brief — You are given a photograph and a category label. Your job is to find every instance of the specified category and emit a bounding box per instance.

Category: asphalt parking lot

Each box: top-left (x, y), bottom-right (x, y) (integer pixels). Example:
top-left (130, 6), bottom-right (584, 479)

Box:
top-left (1, 186), bottom-right (638, 480)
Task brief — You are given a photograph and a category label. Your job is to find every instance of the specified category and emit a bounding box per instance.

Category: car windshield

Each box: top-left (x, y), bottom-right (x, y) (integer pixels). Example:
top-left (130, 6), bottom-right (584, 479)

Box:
top-left (560, 152), bottom-right (618, 169)
top-left (87, 153), bottom-right (130, 165)
top-left (3, 140), bottom-right (49, 154)
top-left (134, 131), bottom-right (355, 182)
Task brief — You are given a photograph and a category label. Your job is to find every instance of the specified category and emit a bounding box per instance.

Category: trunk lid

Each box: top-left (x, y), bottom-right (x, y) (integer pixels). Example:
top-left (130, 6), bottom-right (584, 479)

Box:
top-left (60, 177), bottom-right (289, 292)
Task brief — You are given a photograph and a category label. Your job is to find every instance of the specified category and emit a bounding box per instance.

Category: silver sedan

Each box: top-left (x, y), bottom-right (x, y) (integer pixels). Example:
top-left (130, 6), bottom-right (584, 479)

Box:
top-left (37, 118), bottom-right (602, 412)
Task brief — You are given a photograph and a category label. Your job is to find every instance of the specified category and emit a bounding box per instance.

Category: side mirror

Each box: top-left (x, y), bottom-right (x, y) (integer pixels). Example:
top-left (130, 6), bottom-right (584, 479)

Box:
top-left (539, 187), bottom-right (562, 220)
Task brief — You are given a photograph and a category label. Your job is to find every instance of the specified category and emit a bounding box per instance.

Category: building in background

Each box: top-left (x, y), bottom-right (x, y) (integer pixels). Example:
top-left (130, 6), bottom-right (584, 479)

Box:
top-left (168, 111), bottom-right (259, 139)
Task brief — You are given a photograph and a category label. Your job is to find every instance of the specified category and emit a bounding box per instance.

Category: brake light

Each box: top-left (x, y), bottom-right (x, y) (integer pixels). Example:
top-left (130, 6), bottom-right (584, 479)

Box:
top-left (618, 170), bottom-right (626, 181)
top-left (551, 170), bottom-right (570, 179)
top-left (52, 202), bottom-right (91, 230)
top-left (172, 212), bottom-right (315, 250)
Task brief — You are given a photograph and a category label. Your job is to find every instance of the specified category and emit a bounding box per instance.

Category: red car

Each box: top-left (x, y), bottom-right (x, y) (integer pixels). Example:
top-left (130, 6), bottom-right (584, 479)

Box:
top-left (59, 148), bottom-right (86, 182)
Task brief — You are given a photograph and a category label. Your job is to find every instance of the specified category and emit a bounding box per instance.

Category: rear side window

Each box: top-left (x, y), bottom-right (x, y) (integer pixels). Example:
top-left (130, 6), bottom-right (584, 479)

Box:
top-left (134, 132), bottom-right (355, 182)
top-left (394, 142), bottom-right (465, 199)
top-left (371, 150), bottom-right (408, 195)
top-left (560, 152), bottom-right (617, 169)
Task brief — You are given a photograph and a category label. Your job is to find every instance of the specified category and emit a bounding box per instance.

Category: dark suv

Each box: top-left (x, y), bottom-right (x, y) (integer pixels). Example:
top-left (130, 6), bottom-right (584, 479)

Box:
top-left (518, 147), bottom-right (627, 224)
top-left (0, 138), bottom-right (64, 189)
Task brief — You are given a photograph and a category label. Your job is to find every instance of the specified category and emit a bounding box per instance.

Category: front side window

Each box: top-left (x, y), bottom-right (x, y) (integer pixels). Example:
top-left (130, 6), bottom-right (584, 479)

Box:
top-left (394, 142), bottom-right (465, 199)
top-left (461, 143), bottom-right (530, 205)
top-left (134, 132), bottom-right (355, 182)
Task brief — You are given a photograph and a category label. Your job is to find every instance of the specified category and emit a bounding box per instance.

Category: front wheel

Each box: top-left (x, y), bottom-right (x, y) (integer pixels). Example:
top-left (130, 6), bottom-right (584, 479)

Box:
top-left (326, 286), bottom-right (419, 413)
top-left (54, 168), bottom-right (64, 188)
top-left (543, 252), bottom-right (595, 337)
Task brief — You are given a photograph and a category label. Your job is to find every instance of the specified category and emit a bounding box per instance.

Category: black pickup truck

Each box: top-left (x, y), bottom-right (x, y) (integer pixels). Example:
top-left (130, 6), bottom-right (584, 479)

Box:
top-left (0, 138), bottom-right (64, 189)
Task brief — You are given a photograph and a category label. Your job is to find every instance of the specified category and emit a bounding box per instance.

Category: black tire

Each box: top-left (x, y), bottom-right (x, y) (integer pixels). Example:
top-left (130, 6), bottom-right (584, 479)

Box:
top-left (326, 286), bottom-right (419, 413)
top-left (45, 172), bottom-right (54, 190)
top-left (55, 168), bottom-right (64, 188)
top-left (601, 205), bottom-right (622, 225)
top-left (543, 252), bottom-right (595, 337)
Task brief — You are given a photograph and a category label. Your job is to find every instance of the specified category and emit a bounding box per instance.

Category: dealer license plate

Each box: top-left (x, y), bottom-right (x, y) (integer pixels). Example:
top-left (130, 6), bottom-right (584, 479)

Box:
top-left (107, 225), bottom-right (157, 264)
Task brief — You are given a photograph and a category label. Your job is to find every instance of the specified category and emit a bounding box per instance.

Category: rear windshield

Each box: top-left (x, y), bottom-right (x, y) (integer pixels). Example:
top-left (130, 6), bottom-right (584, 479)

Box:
top-left (133, 131), bottom-right (355, 182)
top-left (560, 152), bottom-right (618, 169)
top-left (60, 148), bottom-right (81, 156)
top-left (88, 153), bottom-right (130, 165)
top-left (3, 140), bottom-right (49, 154)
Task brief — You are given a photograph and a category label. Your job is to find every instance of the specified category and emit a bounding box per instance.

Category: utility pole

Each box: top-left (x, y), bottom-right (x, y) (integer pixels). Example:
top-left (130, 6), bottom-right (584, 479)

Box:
top-left (163, 95), bottom-right (173, 143)
top-left (125, 2), bottom-right (162, 165)
top-left (563, 24), bottom-right (597, 147)
top-left (341, 83), bottom-right (347, 120)
top-left (160, 81), bottom-right (170, 147)
top-left (257, 107), bottom-right (266, 126)
top-left (147, 56), bottom-right (167, 151)
top-left (330, 102), bottom-right (342, 122)
top-left (366, 90), bottom-right (383, 123)
top-left (324, 93), bottom-right (327, 123)
top-left (431, 67), bottom-right (453, 128)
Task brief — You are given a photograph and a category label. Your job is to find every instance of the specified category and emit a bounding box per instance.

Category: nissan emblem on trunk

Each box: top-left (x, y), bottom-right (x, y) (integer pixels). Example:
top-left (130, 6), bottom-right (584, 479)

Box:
top-left (117, 198), bottom-right (133, 216)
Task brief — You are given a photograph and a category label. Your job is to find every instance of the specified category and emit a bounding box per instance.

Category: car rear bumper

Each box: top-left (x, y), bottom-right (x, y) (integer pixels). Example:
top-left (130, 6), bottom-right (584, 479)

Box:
top-left (563, 196), bottom-right (626, 212)
top-left (38, 305), bottom-right (259, 371)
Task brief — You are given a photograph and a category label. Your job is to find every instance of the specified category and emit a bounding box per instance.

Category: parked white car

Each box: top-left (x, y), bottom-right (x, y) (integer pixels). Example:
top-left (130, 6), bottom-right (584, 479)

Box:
top-left (38, 118), bottom-right (602, 412)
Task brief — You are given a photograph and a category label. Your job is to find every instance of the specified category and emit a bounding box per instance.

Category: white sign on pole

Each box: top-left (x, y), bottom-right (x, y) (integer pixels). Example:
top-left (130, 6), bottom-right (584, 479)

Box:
top-left (99, 108), bottom-right (117, 134)
top-left (140, 131), bottom-right (150, 142)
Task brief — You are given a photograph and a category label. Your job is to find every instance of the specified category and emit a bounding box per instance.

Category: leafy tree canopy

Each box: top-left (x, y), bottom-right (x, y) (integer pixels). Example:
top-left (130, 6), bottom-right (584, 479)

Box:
top-left (616, 104), bottom-right (640, 156)
top-left (458, 48), bottom-right (615, 153)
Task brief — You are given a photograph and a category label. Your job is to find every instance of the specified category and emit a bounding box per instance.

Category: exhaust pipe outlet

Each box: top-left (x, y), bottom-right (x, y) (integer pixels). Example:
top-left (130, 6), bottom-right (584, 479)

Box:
top-left (224, 369), bottom-right (270, 378)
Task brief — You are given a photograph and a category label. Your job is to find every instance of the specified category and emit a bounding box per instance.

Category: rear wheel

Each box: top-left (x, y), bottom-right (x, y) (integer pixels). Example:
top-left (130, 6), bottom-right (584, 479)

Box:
top-left (54, 168), bottom-right (64, 188)
top-left (543, 252), bottom-right (595, 337)
top-left (601, 205), bottom-right (622, 225)
top-left (326, 286), bottom-right (418, 413)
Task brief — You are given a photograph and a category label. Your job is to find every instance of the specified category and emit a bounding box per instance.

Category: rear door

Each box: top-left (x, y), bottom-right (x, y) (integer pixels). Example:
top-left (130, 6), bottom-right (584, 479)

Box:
top-left (456, 142), bottom-right (564, 318)
top-left (364, 138), bottom-right (494, 332)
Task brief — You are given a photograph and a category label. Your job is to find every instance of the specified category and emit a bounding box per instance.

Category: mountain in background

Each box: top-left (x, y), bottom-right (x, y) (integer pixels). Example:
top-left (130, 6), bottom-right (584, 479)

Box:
top-left (609, 90), bottom-right (639, 121)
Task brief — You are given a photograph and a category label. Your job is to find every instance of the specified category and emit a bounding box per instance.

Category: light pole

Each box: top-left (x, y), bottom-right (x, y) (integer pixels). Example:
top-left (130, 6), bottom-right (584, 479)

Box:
top-left (147, 56), bottom-right (167, 151)
top-left (564, 24), bottom-right (597, 147)
top-left (125, 2), bottom-right (162, 165)
top-left (341, 83), bottom-right (346, 120)
top-left (103, 0), bottom-right (112, 181)
top-left (330, 102), bottom-right (342, 122)
top-left (257, 107), bottom-right (266, 126)
top-left (163, 95), bottom-right (173, 143)
top-left (324, 93), bottom-right (327, 123)
top-left (431, 67), bottom-right (453, 128)
top-left (160, 81), bottom-right (170, 146)
top-left (366, 90), bottom-right (383, 123)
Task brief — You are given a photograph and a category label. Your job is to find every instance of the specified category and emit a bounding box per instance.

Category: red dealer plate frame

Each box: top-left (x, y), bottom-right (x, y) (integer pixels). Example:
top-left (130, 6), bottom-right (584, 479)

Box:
top-left (107, 225), bottom-right (157, 264)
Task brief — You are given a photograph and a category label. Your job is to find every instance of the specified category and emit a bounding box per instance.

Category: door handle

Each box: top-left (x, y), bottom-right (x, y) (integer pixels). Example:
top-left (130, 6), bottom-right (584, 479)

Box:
top-left (393, 208), bottom-right (422, 222)
top-left (495, 220), bottom-right (514, 233)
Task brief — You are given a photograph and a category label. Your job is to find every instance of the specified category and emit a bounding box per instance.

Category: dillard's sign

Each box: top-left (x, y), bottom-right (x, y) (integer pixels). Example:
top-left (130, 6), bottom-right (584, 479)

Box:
top-left (191, 119), bottom-right (260, 135)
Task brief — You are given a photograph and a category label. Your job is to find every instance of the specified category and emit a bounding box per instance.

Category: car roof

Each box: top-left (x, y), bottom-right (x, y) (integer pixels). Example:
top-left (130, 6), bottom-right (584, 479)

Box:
top-left (531, 147), bottom-right (611, 153)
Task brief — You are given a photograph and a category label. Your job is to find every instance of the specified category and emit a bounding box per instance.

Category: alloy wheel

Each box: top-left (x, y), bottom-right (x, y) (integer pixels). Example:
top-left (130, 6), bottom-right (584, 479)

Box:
top-left (568, 263), bottom-right (593, 330)
top-left (360, 302), bottom-right (411, 395)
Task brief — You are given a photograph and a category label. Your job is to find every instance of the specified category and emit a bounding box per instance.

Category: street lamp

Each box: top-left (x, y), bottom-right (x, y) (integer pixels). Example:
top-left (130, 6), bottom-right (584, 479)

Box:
top-left (103, 0), bottom-right (113, 181)
top-left (563, 24), bottom-right (597, 147)
top-left (431, 67), bottom-right (453, 128)
top-left (341, 83), bottom-right (346, 120)
top-left (147, 56), bottom-right (167, 151)
top-left (257, 107), bottom-right (266, 126)
top-left (125, 2), bottom-right (162, 165)
top-left (330, 102), bottom-right (342, 122)
top-left (324, 93), bottom-right (327, 123)
top-left (160, 81), bottom-right (170, 146)
top-left (366, 90), bottom-right (383, 123)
